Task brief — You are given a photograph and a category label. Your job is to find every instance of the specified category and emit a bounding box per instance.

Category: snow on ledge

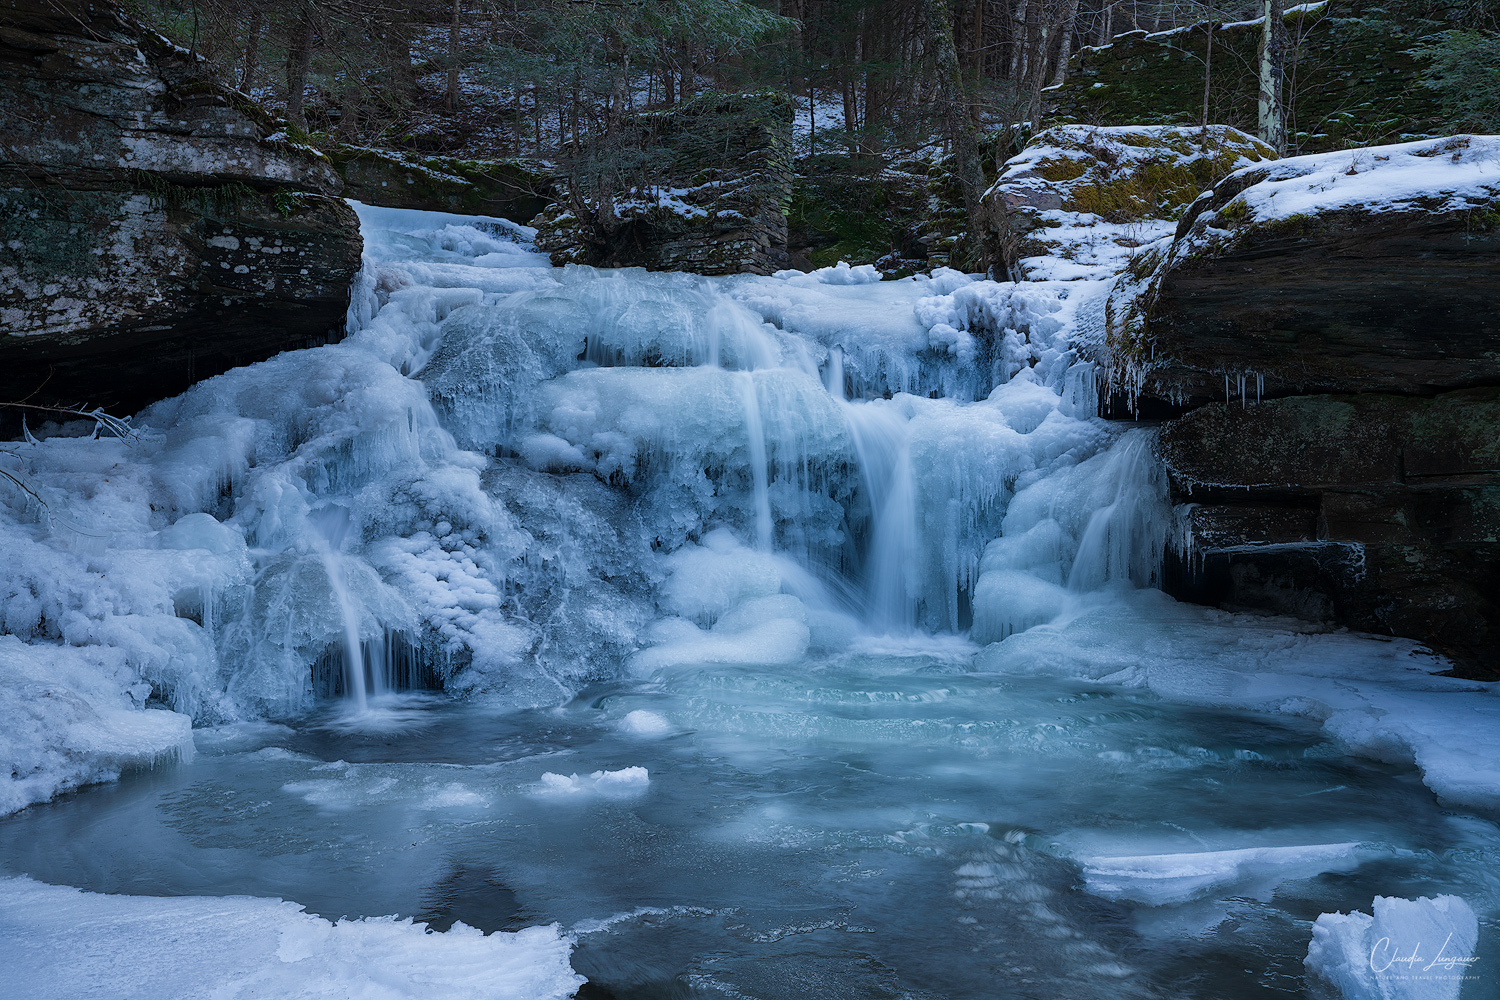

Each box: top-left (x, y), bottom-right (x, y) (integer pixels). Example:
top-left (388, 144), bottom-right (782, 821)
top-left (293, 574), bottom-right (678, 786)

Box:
top-left (1208, 134), bottom-right (1500, 225)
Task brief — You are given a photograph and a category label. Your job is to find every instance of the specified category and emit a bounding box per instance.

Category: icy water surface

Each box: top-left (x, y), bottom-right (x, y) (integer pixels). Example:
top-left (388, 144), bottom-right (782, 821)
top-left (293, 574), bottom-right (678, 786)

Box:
top-left (4, 643), bottom-right (1496, 999)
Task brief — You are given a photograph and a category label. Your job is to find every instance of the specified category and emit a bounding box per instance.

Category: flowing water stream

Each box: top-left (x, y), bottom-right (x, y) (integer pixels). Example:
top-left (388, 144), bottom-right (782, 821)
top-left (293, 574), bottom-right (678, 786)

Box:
top-left (1, 205), bottom-right (1495, 998)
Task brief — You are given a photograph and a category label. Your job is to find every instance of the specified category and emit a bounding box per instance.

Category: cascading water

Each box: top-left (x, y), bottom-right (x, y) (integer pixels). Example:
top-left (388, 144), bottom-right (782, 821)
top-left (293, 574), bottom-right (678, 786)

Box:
top-left (310, 505), bottom-right (379, 711)
top-left (3, 204), bottom-right (1495, 1000)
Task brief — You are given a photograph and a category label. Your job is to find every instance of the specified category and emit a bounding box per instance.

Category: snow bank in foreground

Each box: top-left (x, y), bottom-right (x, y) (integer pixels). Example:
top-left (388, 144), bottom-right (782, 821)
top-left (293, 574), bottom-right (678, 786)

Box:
top-left (0, 876), bottom-right (584, 1000)
top-left (977, 589), bottom-right (1500, 813)
top-left (1305, 894), bottom-right (1478, 1000)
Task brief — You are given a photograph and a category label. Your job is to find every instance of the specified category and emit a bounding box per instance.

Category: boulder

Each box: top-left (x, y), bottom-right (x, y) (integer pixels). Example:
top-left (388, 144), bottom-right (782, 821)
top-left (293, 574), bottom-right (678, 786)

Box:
top-left (1102, 135), bottom-right (1500, 414)
top-left (1160, 389), bottom-right (1500, 674)
top-left (0, 0), bottom-right (363, 414)
top-left (984, 124), bottom-right (1274, 281)
top-left (532, 92), bottom-right (794, 276)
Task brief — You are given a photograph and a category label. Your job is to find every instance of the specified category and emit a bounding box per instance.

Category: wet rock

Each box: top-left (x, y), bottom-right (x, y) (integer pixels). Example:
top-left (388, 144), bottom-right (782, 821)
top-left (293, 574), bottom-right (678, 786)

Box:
top-left (0, 0), bottom-right (363, 414)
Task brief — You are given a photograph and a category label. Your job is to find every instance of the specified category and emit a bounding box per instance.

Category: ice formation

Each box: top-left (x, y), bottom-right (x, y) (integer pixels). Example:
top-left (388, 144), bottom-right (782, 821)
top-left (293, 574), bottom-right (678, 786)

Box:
top-left (0, 875), bottom-right (584, 1000)
top-left (1, 201), bottom-right (1164, 814)
top-left (1305, 894), bottom-right (1478, 1000)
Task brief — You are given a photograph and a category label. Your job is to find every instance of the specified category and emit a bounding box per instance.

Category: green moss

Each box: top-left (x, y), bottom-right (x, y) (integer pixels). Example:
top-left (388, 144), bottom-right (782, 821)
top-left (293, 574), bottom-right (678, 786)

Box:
top-left (1217, 197), bottom-right (1250, 223)
top-left (127, 171), bottom-right (255, 220)
top-left (1034, 157), bottom-right (1090, 182)
top-left (272, 189), bottom-right (307, 218)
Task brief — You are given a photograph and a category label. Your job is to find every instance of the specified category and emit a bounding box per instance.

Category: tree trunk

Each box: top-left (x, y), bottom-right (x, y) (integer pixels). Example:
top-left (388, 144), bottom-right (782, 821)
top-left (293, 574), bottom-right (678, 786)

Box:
top-left (1201, 0), bottom-right (1214, 133)
top-left (1009, 0), bottom-right (1029, 79)
top-left (240, 7), bottom-right (262, 91)
top-left (1051, 0), bottom-right (1080, 86)
top-left (446, 0), bottom-right (461, 110)
top-left (1258, 0), bottom-right (1286, 153)
top-left (286, 14), bottom-right (315, 128)
top-left (925, 0), bottom-right (995, 273)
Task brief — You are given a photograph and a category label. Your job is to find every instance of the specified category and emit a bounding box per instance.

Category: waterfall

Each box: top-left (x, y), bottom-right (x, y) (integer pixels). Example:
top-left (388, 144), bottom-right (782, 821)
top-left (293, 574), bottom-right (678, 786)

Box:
top-left (737, 372), bottom-right (775, 552)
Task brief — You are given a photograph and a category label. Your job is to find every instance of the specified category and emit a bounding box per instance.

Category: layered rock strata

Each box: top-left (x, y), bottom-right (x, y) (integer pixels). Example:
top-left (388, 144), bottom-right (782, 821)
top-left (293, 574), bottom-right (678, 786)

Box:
top-left (0, 0), bottom-right (363, 413)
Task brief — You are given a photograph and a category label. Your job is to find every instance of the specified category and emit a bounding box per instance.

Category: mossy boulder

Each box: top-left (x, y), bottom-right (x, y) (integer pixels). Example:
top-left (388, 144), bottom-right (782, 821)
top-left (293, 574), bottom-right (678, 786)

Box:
top-left (985, 124), bottom-right (1274, 280)
top-left (532, 92), bottom-right (794, 276)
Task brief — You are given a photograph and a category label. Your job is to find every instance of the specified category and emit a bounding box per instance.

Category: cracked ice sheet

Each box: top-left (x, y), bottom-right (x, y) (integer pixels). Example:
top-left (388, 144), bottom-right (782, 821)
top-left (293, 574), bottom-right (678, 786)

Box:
top-left (0, 875), bottom-right (584, 1000)
top-left (976, 587), bottom-right (1500, 814)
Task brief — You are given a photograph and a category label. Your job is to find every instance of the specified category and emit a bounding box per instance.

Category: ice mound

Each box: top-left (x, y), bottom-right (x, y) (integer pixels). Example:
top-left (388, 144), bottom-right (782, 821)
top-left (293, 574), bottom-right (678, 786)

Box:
top-left (0, 875), bottom-right (584, 1000)
top-left (1082, 843), bottom-right (1364, 906)
top-left (1305, 894), bottom-right (1478, 1000)
top-left (0, 636), bottom-right (195, 815)
top-left (619, 709), bottom-right (672, 736)
top-left (533, 767), bottom-right (651, 798)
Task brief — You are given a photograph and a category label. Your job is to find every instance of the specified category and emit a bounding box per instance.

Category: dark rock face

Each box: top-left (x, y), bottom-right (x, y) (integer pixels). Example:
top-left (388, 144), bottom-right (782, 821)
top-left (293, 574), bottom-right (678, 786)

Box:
top-left (1124, 207), bottom-right (1500, 413)
top-left (0, 0), bottom-right (363, 414)
top-left (326, 145), bottom-right (552, 224)
top-left (1160, 386), bottom-right (1500, 676)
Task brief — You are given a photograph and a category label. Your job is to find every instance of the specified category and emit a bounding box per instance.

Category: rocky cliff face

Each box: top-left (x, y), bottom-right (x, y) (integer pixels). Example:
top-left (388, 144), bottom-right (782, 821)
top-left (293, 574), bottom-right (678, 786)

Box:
top-left (1092, 135), bottom-right (1500, 676)
top-left (0, 0), bottom-right (363, 414)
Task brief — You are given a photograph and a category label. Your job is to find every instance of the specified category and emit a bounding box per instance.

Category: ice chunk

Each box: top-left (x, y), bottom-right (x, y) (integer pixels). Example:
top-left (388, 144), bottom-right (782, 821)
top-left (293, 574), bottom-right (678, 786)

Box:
top-left (533, 767), bottom-right (651, 799)
top-left (619, 710), bottom-right (672, 737)
top-left (0, 637), bottom-right (195, 816)
top-left (1305, 894), bottom-right (1478, 1000)
top-left (1081, 843), bottom-right (1364, 906)
top-left (0, 875), bottom-right (583, 1000)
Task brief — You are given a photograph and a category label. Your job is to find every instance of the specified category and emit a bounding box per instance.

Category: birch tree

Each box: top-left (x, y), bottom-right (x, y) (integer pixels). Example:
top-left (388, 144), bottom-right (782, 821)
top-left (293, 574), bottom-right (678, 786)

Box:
top-left (1258, 0), bottom-right (1286, 153)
